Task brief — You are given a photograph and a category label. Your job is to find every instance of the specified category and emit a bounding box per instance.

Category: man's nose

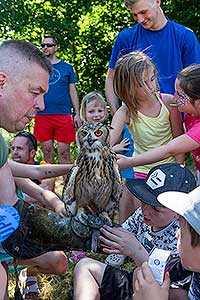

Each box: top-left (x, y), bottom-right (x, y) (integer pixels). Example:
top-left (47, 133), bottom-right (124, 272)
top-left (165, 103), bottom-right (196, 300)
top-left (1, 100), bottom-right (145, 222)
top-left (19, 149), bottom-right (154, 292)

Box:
top-left (137, 14), bottom-right (145, 24)
top-left (34, 96), bottom-right (45, 112)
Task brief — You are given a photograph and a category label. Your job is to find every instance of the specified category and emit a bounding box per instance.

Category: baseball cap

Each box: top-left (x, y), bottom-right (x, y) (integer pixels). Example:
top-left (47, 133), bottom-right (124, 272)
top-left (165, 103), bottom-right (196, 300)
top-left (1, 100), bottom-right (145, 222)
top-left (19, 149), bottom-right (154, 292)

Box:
top-left (158, 186), bottom-right (200, 235)
top-left (126, 163), bottom-right (196, 206)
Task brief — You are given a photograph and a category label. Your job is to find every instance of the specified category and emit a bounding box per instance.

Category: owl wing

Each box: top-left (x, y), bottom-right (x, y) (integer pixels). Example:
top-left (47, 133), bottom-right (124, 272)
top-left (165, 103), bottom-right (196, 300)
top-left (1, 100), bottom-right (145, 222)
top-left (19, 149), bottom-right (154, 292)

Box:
top-left (104, 160), bottom-right (122, 216)
top-left (62, 165), bottom-right (79, 216)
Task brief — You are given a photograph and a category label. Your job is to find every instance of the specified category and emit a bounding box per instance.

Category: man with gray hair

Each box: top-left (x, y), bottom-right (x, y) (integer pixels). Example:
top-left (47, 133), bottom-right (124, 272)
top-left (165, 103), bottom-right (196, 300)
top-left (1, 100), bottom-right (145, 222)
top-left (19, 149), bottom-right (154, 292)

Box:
top-left (105, 0), bottom-right (200, 115)
top-left (0, 40), bottom-right (112, 299)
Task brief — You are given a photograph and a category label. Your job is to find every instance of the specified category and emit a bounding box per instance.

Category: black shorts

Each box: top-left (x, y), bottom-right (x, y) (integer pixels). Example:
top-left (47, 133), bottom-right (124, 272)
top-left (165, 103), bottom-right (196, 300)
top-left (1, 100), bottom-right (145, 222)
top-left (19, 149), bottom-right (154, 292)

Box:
top-left (99, 265), bottom-right (133, 300)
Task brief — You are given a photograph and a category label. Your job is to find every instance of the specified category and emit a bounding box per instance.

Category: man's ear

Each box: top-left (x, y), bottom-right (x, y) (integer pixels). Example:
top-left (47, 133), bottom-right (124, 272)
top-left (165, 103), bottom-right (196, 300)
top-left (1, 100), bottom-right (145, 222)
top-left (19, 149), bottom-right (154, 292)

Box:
top-left (30, 149), bottom-right (36, 159)
top-left (156, 0), bottom-right (161, 7)
top-left (0, 72), bottom-right (7, 88)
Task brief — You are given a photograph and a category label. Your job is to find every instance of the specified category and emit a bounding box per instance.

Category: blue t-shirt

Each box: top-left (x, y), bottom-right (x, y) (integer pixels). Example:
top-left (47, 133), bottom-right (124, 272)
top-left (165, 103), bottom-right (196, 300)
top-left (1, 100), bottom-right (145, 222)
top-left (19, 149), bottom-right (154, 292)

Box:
top-left (109, 19), bottom-right (200, 94)
top-left (120, 125), bottom-right (134, 179)
top-left (38, 60), bottom-right (77, 114)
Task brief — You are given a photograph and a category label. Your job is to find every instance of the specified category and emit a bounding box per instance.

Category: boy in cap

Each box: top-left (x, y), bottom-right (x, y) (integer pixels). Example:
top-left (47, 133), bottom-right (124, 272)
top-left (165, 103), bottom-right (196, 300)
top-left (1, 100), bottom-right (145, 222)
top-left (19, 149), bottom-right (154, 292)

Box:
top-left (133, 186), bottom-right (200, 300)
top-left (73, 163), bottom-right (196, 300)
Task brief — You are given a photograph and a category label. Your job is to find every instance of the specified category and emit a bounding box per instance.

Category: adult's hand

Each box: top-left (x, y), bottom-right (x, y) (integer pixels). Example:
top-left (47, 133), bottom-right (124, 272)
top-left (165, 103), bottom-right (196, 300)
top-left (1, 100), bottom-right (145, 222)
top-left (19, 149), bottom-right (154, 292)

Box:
top-left (41, 190), bottom-right (67, 216)
top-left (74, 114), bottom-right (82, 128)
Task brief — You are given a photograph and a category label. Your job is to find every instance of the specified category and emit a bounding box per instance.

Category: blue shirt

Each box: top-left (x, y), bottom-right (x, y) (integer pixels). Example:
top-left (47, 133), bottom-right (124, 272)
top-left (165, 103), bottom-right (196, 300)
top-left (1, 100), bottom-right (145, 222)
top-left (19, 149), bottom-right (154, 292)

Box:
top-left (38, 60), bottom-right (77, 114)
top-left (120, 125), bottom-right (134, 179)
top-left (109, 19), bottom-right (200, 94)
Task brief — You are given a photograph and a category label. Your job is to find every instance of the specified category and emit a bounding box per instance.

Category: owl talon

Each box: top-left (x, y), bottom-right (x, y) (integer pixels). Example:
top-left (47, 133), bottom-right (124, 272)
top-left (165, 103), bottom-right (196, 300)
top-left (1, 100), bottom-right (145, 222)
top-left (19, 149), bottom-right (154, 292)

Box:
top-left (99, 214), bottom-right (113, 227)
top-left (74, 212), bottom-right (88, 226)
top-left (87, 215), bottom-right (105, 228)
top-left (71, 217), bottom-right (91, 239)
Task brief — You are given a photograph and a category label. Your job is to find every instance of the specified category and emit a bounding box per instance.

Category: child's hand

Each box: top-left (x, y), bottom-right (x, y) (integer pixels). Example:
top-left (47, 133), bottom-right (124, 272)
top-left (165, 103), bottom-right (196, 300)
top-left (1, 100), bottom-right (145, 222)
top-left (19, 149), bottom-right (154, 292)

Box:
top-left (117, 154), bottom-right (133, 170)
top-left (112, 138), bottom-right (130, 153)
top-left (133, 262), bottom-right (170, 300)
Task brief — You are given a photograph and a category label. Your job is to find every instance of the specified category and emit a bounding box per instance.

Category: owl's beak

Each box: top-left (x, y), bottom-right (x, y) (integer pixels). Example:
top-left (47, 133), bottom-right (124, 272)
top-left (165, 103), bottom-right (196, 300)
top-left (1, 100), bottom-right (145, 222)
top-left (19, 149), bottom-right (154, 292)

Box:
top-left (88, 134), bottom-right (97, 146)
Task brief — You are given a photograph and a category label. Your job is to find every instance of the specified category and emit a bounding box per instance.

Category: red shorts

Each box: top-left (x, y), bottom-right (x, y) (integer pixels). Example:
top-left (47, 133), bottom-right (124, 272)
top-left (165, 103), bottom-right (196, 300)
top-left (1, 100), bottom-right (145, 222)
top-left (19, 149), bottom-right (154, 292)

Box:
top-left (34, 114), bottom-right (76, 144)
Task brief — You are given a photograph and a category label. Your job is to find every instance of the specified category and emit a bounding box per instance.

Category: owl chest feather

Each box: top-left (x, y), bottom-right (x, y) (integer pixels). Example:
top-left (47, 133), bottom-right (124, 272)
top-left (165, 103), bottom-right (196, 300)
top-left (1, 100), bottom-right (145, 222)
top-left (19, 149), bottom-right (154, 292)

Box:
top-left (74, 148), bottom-right (116, 206)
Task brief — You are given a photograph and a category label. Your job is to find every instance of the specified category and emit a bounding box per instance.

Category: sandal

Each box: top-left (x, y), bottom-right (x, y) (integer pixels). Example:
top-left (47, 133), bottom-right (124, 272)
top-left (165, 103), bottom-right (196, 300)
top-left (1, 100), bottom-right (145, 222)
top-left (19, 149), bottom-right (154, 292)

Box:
top-left (0, 205), bottom-right (20, 242)
top-left (19, 268), bottom-right (40, 300)
top-left (105, 254), bottom-right (126, 266)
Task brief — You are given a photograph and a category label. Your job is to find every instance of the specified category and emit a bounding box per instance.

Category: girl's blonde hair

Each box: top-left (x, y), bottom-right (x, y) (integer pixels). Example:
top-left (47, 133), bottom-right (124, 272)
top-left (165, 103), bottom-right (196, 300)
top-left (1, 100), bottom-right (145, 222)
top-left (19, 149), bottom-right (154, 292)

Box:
top-left (114, 51), bottom-right (159, 120)
top-left (80, 91), bottom-right (108, 122)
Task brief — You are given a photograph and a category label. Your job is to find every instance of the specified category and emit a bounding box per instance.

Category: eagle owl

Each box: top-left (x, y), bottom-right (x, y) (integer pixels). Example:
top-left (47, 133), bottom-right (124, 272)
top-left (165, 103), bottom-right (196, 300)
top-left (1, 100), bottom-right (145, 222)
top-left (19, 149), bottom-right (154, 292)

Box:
top-left (62, 123), bottom-right (122, 225)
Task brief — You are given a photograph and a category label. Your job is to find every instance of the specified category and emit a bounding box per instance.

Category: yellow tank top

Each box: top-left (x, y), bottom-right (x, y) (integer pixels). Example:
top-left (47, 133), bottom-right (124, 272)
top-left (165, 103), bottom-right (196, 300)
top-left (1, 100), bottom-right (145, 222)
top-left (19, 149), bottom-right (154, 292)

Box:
top-left (129, 95), bottom-right (176, 174)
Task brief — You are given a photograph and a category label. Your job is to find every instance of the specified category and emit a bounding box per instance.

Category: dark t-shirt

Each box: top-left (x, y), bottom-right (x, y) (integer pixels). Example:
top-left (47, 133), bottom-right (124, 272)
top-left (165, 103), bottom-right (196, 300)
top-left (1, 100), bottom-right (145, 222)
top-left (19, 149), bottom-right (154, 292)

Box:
top-left (0, 133), bottom-right (9, 168)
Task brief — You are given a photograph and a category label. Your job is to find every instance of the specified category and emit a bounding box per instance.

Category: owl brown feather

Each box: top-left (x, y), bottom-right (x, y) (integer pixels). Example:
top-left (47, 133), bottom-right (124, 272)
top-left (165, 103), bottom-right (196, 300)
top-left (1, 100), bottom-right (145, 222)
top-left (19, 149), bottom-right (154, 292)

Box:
top-left (62, 123), bottom-right (122, 222)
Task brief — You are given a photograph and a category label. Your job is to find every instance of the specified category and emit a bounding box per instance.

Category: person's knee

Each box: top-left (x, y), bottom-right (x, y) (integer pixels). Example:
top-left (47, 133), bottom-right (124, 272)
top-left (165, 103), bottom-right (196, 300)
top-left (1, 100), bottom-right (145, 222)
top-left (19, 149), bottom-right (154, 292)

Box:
top-left (43, 251), bottom-right (68, 274)
top-left (42, 145), bottom-right (53, 154)
top-left (74, 257), bottom-right (106, 287)
top-left (74, 257), bottom-right (92, 277)
top-left (53, 252), bottom-right (68, 274)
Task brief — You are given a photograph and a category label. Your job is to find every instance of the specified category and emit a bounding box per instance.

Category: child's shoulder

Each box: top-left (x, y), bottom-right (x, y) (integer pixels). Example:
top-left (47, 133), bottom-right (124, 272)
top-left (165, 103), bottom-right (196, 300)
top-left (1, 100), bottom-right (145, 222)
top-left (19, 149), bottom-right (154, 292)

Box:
top-left (161, 93), bottom-right (174, 104)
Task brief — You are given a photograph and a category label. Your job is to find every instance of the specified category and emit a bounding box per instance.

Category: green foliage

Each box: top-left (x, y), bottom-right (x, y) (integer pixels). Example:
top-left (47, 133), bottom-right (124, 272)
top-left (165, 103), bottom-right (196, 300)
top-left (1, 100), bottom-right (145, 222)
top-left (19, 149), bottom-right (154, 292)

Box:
top-left (0, 0), bottom-right (199, 97)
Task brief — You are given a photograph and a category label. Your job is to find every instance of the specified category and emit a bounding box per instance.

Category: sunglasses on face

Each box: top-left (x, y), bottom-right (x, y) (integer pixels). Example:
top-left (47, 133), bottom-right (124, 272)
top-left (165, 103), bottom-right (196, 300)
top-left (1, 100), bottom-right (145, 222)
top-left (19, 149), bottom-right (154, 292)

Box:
top-left (174, 89), bottom-right (193, 107)
top-left (41, 43), bottom-right (56, 48)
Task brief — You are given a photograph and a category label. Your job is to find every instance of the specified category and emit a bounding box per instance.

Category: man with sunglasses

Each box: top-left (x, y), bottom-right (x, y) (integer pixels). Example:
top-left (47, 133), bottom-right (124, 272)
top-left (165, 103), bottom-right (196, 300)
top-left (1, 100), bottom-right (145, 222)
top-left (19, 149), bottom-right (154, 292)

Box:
top-left (34, 34), bottom-right (82, 168)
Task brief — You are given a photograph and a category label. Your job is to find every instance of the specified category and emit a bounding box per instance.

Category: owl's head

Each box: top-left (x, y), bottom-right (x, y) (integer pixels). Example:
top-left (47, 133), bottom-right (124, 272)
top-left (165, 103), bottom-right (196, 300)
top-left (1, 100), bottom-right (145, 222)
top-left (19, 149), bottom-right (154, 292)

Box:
top-left (76, 123), bottom-right (110, 149)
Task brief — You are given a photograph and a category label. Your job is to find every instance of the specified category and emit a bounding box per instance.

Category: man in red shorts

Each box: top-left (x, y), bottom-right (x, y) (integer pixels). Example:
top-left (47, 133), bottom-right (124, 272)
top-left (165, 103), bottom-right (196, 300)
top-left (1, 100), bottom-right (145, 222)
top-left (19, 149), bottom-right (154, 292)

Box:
top-left (34, 34), bottom-right (82, 165)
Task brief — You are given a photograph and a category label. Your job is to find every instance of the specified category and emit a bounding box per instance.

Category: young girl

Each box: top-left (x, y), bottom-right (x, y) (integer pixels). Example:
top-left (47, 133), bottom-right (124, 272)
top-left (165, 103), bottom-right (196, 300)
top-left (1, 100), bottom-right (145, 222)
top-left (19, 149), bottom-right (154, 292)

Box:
top-left (118, 64), bottom-right (200, 182)
top-left (110, 51), bottom-right (184, 225)
top-left (80, 91), bottom-right (134, 179)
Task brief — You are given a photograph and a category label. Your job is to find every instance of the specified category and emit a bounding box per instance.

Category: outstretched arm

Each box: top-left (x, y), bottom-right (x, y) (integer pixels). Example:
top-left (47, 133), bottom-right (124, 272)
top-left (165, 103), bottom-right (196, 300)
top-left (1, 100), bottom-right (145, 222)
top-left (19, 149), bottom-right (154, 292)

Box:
top-left (9, 160), bottom-right (73, 179)
top-left (15, 177), bottom-right (66, 215)
top-left (118, 134), bottom-right (199, 170)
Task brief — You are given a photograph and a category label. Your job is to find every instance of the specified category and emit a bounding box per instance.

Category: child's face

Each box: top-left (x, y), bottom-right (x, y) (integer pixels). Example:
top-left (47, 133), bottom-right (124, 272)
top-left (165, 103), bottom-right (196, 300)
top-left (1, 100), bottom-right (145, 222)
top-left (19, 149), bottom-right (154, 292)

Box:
top-left (174, 79), bottom-right (198, 116)
top-left (135, 69), bottom-right (157, 99)
top-left (177, 216), bottom-right (200, 272)
top-left (85, 101), bottom-right (106, 123)
top-left (141, 202), bottom-right (176, 230)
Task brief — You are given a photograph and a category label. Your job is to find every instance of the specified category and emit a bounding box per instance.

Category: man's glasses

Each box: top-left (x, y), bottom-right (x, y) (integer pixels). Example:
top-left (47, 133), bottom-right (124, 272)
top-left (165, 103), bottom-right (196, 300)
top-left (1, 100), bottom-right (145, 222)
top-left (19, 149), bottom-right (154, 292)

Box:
top-left (41, 43), bottom-right (56, 48)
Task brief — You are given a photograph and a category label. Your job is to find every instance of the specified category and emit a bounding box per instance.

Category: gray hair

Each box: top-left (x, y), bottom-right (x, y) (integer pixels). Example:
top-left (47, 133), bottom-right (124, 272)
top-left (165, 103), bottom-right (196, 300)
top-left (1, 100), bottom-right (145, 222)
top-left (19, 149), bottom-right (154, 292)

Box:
top-left (0, 39), bottom-right (52, 77)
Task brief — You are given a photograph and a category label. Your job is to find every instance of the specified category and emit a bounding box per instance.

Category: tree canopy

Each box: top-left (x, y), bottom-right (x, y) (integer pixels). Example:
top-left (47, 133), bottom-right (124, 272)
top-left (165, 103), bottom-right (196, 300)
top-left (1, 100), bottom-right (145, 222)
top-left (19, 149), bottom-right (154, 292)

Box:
top-left (0, 0), bottom-right (199, 98)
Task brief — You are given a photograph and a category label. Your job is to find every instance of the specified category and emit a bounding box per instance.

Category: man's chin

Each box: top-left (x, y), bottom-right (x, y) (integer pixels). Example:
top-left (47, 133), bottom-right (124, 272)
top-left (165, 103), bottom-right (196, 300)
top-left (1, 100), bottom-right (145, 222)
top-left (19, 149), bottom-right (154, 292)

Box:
top-left (15, 123), bottom-right (26, 132)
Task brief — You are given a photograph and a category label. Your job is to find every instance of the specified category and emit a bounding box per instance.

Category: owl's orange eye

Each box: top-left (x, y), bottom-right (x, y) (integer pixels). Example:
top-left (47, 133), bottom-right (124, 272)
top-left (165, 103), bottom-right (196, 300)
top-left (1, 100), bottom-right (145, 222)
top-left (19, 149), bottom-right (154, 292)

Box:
top-left (95, 130), bottom-right (103, 137)
top-left (81, 131), bottom-right (87, 137)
